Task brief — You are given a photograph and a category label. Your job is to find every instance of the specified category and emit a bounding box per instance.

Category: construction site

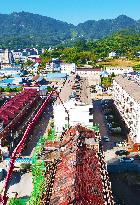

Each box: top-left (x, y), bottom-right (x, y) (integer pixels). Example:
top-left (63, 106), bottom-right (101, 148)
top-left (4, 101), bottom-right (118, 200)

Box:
top-left (0, 75), bottom-right (114, 205)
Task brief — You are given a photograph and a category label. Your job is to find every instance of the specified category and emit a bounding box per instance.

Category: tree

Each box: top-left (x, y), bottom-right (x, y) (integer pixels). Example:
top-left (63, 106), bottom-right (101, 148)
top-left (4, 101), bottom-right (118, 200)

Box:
top-left (4, 87), bottom-right (12, 92)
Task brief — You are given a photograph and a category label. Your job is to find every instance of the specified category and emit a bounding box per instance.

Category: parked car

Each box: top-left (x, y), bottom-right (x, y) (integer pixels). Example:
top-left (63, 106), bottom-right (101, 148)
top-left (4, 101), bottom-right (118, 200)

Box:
top-left (115, 150), bottom-right (130, 156)
top-left (115, 141), bottom-right (126, 147)
top-left (110, 127), bottom-right (121, 133)
top-left (101, 99), bottom-right (113, 105)
top-left (120, 157), bottom-right (134, 163)
top-left (105, 115), bottom-right (114, 120)
top-left (103, 135), bottom-right (110, 142)
top-left (103, 108), bottom-right (113, 114)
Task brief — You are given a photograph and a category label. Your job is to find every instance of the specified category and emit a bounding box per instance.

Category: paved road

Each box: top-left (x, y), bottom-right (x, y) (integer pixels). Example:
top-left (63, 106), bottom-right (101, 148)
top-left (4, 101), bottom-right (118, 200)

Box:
top-left (93, 100), bottom-right (117, 150)
top-left (92, 98), bottom-right (140, 205)
top-left (110, 173), bottom-right (140, 205)
top-left (22, 103), bottom-right (53, 157)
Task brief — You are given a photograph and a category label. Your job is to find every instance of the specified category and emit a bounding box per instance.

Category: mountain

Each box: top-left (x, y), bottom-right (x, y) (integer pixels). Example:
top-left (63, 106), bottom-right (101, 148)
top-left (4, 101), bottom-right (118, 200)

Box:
top-left (76, 15), bottom-right (138, 39)
top-left (0, 12), bottom-right (139, 48)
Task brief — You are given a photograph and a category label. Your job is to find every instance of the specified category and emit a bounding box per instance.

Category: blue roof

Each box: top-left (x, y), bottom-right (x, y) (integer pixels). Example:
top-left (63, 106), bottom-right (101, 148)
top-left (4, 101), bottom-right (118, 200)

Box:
top-left (5, 158), bottom-right (32, 163)
top-left (46, 73), bottom-right (67, 79)
top-left (40, 85), bottom-right (49, 90)
top-left (100, 71), bottom-right (109, 77)
top-left (37, 76), bottom-right (44, 82)
top-left (0, 78), bottom-right (14, 84)
top-left (0, 85), bottom-right (21, 89)
top-left (128, 72), bottom-right (138, 75)
top-left (2, 67), bottom-right (21, 71)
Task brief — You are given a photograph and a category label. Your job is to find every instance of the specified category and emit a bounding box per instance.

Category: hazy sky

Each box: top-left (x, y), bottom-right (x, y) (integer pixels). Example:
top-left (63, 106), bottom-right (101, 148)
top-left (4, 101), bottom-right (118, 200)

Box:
top-left (0, 0), bottom-right (140, 25)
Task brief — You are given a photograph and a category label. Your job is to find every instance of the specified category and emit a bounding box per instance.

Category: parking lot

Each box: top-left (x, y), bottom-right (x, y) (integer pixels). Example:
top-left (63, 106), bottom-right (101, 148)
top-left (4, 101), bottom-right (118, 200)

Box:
top-left (92, 97), bottom-right (140, 205)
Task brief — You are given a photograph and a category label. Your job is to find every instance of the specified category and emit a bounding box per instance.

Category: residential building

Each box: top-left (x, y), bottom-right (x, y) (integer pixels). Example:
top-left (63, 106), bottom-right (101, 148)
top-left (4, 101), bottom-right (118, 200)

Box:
top-left (113, 76), bottom-right (140, 143)
top-left (76, 68), bottom-right (101, 76)
top-left (60, 63), bottom-right (76, 74)
top-left (76, 68), bottom-right (101, 85)
top-left (108, 51), bottom-right (117, 58)
top-left (0, 49), bottom-right (13, 64)
top-left (12, 49), bottom-right (23, 61)
top-left (53, 100), bottom-right (93, 135)
top-left (106, 67), bottom-right (133, 75)
top-left (47, 58), bottom-right (61, 72)
top-left (0, 67), bottom-right (21, 77)
top-left (23, 48), bottom-right (38, 56)
top-left (27, 55), bottom-right (41, 63)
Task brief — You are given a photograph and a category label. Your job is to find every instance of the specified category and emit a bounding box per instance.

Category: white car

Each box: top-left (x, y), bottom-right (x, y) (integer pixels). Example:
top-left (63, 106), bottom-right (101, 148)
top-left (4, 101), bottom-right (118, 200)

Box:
top-left (116, 142), bottom-right (126, 147)
top-left (120, 157), bottom-right (134, 163)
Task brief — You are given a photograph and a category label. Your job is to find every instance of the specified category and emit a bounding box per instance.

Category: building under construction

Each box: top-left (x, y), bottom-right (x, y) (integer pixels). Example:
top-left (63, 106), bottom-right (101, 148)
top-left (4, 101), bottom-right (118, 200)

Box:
top-left (34, 125), bottom-right (114, 205)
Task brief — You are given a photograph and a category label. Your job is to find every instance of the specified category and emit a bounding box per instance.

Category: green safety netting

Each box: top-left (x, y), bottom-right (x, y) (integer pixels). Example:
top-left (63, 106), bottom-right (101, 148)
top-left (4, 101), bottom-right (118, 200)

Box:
top-left (29, 128), bottom-right (56, 205)
top-left (9, 198), bottom-right (29, 205)
top-left (47, 128), bottom-right (55, 141)
top-left (88, 123), bottom-right (100, 132)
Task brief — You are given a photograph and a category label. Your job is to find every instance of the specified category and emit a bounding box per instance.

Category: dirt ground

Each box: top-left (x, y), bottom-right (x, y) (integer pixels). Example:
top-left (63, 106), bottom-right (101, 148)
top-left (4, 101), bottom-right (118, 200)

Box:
top-left (97, 59), bottom-right (140, 67)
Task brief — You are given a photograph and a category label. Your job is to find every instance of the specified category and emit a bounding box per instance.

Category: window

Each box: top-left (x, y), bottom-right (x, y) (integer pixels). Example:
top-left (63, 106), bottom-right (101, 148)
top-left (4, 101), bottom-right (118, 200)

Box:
top-left (89, 108), bottom-right (93, 115)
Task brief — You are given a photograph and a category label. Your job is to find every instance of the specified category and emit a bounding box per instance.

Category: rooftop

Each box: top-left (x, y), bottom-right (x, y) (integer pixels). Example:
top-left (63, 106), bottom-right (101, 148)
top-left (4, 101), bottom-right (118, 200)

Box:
top-left (76, 68), bottom-right (101, 72)
top-left (114, 76), bottom-right (140, 102)
top-left (46, 125), bottom-right (113, 205)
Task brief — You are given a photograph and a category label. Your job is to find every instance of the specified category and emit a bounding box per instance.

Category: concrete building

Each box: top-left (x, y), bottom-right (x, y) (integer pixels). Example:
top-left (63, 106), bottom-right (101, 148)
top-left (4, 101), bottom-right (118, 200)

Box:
top-left (108, 52), bottom-right (117, 58)
top-left (76, 68), bottom-right (101, 76)
top-left (76, 68), bottom-right (101, 85)
top-left (60, 63), bottom-right (76, 74)
top-left (53, 100), bottom-right (93, 135)
top-left (0, 49), bottom-right (13, 64)
top-left (106, 67), bottom-right (133, 75)
top-left (113, 76), bottom-right (140, 143)
top-left (12, 50), bottom-right (23, 61)
top-left (0, 67), bottom-right (21, 77)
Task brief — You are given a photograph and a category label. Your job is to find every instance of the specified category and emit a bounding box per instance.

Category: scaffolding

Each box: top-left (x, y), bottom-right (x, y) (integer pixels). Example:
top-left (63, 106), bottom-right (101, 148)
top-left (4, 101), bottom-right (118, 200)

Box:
top-left (29, 128), bottom-right (56, 205)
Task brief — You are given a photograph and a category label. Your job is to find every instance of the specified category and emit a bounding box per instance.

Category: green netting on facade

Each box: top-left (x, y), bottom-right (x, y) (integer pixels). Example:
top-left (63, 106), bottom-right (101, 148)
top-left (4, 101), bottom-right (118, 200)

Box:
top-left (9, 198), bottom-right (29, 205)
top-left (88, 123), bottom-right (100, 132)
top-left (47, 128), bottom-right (55, 141)
top-left (29, 128), bottom-right (56, 205)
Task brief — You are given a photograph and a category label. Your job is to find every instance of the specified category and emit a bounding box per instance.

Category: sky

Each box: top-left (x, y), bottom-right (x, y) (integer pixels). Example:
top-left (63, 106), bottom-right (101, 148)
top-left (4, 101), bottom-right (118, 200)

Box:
top-left (0, 0), bottom-right (140, 25)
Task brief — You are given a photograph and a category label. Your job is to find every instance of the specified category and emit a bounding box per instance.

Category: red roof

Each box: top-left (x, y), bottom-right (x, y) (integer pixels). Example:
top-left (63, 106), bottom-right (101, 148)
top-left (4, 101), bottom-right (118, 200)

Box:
top-left (76, 68), bottom-right (101, 72)
top-left (0, 89), bottom-right (38, 125)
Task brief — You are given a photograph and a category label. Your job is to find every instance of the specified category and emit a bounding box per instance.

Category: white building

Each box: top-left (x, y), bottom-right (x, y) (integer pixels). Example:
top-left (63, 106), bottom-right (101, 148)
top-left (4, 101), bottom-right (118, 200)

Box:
top-left (76, 68), bottom-right (101, 85)
top-left (76, 68), bottom-right (101, 76)
top-left (60, 63), bottom-right (76, 74)
top-left (0, 49), bottom-right (13, 64)
top-left (53, 100), bottom-right (93, 135)
top-left (12, 50), bottom-right (23, 61)
top-left (0, 67), bottom-right (21, 77)
top-left (106, 67), bottom-right (133, 75)
top-left (108, 52), bottom-right (117, 58)
top-left (27, 55), bottom-right (40, 62)
top-left (113, 76), bottom-right (140, 143)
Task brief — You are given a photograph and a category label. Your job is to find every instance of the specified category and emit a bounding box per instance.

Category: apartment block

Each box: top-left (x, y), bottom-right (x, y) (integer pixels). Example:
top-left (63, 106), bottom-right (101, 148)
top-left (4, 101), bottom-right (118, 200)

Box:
top-left (113, 76), bottom-right (140, 143)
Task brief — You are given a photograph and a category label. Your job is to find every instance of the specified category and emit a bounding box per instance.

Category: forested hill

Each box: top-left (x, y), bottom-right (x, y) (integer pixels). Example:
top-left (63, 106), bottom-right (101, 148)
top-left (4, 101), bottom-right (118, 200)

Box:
top-left (0, 12), bottom-right (140, 48)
